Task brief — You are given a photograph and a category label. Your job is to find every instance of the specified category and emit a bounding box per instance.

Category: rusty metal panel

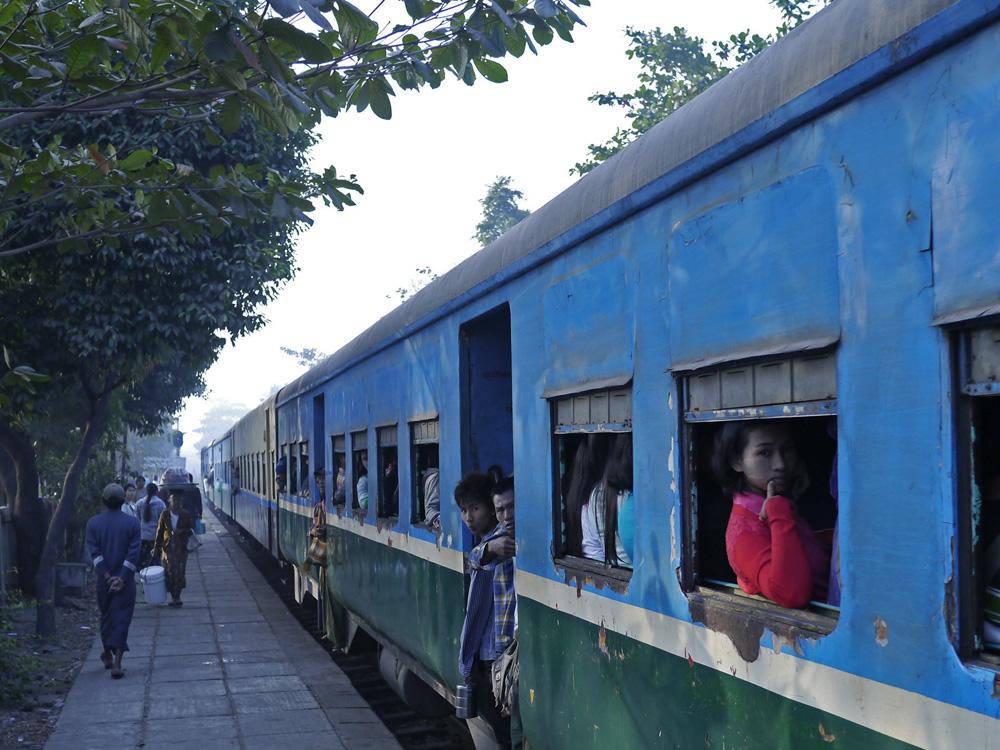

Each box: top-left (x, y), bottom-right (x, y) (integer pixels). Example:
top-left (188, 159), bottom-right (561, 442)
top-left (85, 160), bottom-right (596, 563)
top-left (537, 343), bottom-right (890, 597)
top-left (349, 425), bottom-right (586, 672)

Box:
top-left (721, 367), bottom-right (753, 409)
top-left (754, 360), bottom-right (792, 405)
top-left (970, 327), bottom-right (1000, 383)
top-left (556, 398), bottom-right (573, 427)
top-left (793, 353), bottom-right (838, 401)
top-left (351, 430), bottom-right (367, 451)
top-left (573, 396), bottom-right (590, 425)
top-left (332, 435), bottom-right (345, 452)
top-left (411, 419), bottom-right (439, 444)
top-left (377, 425), bottom-right (397, 447)
top-left (689, 372), bottom-right (721, 412)
top-left (609, 389), bottom-right (631, 423)
top-left (590, 392), bottom-right (610, 424)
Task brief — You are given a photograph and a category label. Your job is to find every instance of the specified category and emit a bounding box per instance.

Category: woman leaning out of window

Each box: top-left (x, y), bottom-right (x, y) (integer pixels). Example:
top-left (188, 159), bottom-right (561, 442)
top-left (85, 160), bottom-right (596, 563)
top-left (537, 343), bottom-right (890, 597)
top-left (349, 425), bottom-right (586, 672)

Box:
top-left (714, 421), bottom-right (831, 609)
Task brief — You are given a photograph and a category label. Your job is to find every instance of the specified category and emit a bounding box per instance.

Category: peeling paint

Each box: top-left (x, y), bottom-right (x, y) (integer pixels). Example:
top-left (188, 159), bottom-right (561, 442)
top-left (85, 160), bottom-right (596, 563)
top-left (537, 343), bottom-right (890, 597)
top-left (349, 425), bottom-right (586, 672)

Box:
top-left (668, 436), bottom-right (678, 493)
top-left (818, 723), bottom-right (837, 743)
top-left (598, 624), bottom-right (609, 656)
top-left (667, 391), bottom-right (674, 410)
top-left (670, 505), bottom-right (678, 564)
top-left (874, 617), bottom-right (889, 647)
top-left (529, 688), bottom-right (535, 705)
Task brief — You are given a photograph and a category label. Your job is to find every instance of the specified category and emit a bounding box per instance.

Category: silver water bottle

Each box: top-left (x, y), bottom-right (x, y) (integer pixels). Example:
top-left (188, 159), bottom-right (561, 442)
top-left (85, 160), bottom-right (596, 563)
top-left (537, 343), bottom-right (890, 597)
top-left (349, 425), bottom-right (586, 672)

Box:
top-left (455, 683), bottom-right (477, 719)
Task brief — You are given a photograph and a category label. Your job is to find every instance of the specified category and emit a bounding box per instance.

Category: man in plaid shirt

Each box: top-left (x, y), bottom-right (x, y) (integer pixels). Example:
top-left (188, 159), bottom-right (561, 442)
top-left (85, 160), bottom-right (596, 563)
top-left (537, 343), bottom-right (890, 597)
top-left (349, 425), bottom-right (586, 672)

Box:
top-left (467, 475), bottom-right (519, 748)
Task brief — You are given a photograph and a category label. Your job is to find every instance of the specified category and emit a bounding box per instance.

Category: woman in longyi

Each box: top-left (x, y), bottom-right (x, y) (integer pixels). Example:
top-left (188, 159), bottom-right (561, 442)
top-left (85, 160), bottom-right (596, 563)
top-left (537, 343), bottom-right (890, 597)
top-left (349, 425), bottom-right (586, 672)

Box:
top-left (152, 490), bottom-right (195, 606)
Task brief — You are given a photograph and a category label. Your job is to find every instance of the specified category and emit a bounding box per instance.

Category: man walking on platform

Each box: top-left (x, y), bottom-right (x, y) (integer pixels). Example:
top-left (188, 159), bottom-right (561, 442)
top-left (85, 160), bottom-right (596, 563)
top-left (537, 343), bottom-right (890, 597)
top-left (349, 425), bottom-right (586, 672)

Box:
top-left (85, 483), bottom-right (142, 679)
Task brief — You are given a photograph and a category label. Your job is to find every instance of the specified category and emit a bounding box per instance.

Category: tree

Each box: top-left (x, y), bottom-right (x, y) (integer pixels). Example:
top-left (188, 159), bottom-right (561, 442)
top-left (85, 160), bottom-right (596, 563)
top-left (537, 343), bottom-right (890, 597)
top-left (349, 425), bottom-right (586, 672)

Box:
top-left (387, 266), bottom-right (439, 301)
top-left (0, 0), bottom-right (590, 259)
top-left (474, 175), bottom-right (530, 246)
top-left (193, 401), bottom-right (252, 451)
top-left (571, 0), bottom-right (828, 175)
top-left (280, 347), bottom-right (328, 367)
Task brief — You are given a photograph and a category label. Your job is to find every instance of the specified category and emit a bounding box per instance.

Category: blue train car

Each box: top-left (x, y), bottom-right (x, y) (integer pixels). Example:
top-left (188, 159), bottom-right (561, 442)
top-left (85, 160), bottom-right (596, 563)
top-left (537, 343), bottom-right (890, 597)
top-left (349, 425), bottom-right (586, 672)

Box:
top-left (203, 1), bottom-right (1000, 746)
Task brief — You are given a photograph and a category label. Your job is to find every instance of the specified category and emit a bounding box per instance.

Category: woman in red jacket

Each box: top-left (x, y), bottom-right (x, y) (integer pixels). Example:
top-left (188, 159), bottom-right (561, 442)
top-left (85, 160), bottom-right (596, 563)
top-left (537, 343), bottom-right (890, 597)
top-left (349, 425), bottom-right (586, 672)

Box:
top-left (714, 421), bottom-right (830, 609)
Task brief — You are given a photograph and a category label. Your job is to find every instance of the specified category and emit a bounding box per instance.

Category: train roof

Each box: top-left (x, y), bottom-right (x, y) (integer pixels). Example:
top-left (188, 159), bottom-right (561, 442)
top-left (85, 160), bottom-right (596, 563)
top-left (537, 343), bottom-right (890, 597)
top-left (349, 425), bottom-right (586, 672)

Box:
top-left (278, 0), bottom-right (960, 407)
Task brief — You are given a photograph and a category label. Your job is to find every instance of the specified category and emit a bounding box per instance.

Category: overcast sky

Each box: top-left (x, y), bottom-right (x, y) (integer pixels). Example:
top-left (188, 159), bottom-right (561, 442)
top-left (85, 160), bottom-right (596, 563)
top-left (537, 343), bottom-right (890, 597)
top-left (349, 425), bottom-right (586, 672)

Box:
top-left (177, 0), bottom-right (785, 469)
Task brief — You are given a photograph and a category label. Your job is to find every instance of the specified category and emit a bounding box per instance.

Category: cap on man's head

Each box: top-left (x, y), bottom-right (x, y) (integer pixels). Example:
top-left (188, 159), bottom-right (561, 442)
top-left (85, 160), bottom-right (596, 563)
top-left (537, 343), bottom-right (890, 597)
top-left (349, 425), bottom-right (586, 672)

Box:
top-left (102, 483), bottom-right (125, 501)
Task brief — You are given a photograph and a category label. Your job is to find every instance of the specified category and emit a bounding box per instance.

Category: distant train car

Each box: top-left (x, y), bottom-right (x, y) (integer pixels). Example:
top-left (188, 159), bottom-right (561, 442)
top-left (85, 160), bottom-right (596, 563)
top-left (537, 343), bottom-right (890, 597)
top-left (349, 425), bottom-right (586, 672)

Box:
top-left (203, 1), bottom-right (1000, 747)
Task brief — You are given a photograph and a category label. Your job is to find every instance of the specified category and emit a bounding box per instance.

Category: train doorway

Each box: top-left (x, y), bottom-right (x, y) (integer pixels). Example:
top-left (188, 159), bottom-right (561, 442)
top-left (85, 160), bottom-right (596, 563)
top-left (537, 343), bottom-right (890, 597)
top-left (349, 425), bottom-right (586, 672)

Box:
top-left (459, 304), bottom-right (514, 479)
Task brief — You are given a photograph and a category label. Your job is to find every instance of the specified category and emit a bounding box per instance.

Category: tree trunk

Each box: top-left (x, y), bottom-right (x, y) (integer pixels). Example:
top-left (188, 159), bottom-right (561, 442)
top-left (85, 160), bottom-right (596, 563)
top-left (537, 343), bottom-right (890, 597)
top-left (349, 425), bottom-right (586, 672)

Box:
top-left (34, 391), bottom-right (111, 637)
top-left (0, 448), bottom-right (14, 504)
top-left (0, 419), bottom-right (47, 596)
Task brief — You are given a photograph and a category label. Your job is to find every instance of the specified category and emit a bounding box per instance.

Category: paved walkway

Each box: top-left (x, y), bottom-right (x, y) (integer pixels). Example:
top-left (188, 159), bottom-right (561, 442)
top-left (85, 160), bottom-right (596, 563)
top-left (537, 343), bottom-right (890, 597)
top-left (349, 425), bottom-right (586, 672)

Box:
top-left (45, 513), bottom-right (401, 750)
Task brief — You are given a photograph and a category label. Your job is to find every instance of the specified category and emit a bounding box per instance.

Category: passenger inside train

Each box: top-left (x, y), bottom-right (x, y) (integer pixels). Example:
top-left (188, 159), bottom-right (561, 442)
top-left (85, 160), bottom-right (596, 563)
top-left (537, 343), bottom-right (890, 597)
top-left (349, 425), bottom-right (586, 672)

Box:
top-left (333, 451), bottom-right (346, 506)
top-left (562, 433), bottom-right (635, 568)
top-left (712, 420), bottom-right (833, 609)
top-left (355, 450), bottom-right (369, 512)
top-left (275, 455), bottom-right (286, 493)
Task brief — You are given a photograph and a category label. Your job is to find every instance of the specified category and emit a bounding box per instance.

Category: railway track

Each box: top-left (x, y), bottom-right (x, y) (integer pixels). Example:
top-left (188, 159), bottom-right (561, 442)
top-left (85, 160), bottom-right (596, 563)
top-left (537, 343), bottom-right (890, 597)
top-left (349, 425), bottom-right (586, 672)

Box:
top-left (211, 507), bottom-right (473, 750)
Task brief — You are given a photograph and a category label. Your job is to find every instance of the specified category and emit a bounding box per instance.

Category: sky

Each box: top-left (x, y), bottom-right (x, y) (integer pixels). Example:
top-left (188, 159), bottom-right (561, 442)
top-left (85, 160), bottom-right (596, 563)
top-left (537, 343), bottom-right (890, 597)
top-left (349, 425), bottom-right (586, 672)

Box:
top-left (177, 0), bottom-right (786, 470)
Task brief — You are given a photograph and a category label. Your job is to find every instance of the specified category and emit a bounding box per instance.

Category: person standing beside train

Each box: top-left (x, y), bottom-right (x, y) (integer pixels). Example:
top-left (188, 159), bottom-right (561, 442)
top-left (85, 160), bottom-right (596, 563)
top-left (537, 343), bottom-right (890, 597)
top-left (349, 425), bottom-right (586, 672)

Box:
top-left (488, 475), bottom-right (521, 749)
top-left (455, 471), bottom-right (511, 748)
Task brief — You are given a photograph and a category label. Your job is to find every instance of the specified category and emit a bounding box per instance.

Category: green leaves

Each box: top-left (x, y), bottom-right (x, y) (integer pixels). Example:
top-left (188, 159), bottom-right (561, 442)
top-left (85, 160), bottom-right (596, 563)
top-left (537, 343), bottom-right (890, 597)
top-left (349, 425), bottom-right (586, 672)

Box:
top-left (473, 58), bottom-right (508, 83)
top-left (260, 18), bottom-right (334, 63)
top-left (118, 149), bottom-right (154, 171)
top-left (0, 0), bottom-right (589, 259)
top-left (66, 36), bottom-right (102, 78)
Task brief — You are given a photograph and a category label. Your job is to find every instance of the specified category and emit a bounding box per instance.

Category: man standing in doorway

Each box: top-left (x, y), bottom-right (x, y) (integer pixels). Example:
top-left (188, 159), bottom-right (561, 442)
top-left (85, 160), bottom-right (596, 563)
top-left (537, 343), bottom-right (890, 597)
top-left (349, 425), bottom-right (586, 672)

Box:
top-left (85, 483), bottom-right (141, 679)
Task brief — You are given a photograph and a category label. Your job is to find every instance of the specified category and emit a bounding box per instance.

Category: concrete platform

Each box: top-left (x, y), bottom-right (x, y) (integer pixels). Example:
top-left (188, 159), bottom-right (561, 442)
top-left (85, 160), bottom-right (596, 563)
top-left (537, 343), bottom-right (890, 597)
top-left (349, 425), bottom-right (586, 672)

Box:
top-left (46, 514), bottom-right (401, 750)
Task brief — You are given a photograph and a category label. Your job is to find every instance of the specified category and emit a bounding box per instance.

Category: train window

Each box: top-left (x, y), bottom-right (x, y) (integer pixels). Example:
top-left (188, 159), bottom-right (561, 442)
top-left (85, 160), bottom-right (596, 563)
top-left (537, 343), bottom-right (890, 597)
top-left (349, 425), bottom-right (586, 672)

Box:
top-left (377, 425), bottom-right (399, 520)
top-left (551, 387), bottom-right (634, 583)
top-left (289, 444), bottom-right (298, 496)
top-left (410, 419), bottom-right (440, 528)
top-left (956, 326), bottom-right (1000, 664)
top-left (331, 435), bottom-right (347, 507)
top-left (299, 441), bottom-right (309, 498)
top-left (351, 430), bottom-right (368, 513)
top-left (270, 449), bottom-right (276, 497)
top-left (680, 351), bottom-right (839, 624)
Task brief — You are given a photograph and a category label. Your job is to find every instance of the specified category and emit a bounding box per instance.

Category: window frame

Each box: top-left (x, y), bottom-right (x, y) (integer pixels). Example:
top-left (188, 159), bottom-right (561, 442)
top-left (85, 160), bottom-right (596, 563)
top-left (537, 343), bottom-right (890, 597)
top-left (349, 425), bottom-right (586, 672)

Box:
top-left (350, 429), bottom-right (368, 514)
top-left (677, 348), bottom-right (840, 636)
top-left (375, 424), bottom-right (399, 521)
top-left (549, 385), bottom-right (634, 586)
top-left (409, 418), bottom-right (440, 528)
top-left (952, 325), bottom-right (1000, 669)
top-left (331, 434), bottom-right (347, 509)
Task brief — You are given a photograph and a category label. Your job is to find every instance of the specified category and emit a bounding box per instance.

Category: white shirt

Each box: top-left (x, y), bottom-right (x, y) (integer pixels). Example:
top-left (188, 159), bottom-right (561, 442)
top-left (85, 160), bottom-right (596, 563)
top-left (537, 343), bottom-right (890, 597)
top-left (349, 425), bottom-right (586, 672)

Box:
top-left (121, 502), bottom-right (138, 519)
top-left (580, 484), bottom-right (632, 566)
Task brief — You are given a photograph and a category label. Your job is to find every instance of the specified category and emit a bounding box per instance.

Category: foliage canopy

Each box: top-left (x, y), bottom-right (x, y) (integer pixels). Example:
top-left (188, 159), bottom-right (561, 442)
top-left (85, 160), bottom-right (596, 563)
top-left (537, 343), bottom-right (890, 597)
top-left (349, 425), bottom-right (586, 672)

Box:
top-left (571, 0), bottom-right (828, 175)
top-left (0, 0), bottom-right (589, 258)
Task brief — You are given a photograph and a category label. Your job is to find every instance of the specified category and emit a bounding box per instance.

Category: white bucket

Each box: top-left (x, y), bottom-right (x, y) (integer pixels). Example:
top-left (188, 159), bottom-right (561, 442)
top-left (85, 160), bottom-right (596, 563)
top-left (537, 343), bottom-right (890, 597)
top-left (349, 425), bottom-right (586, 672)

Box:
top-left (138, 566), bottom-right (167, 605)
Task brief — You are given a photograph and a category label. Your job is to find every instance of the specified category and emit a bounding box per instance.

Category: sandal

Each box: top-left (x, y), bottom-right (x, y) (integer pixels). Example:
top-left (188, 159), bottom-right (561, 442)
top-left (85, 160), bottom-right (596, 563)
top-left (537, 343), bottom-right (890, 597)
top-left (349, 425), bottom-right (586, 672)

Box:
top-left (111, 668), bottom-right (124, 679)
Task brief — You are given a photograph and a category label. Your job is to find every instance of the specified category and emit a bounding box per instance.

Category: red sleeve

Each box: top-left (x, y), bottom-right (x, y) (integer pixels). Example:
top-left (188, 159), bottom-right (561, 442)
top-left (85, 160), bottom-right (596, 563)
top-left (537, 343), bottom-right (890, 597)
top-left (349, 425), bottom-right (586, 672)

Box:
top-left (730, 497), bottom-right (813, 608)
